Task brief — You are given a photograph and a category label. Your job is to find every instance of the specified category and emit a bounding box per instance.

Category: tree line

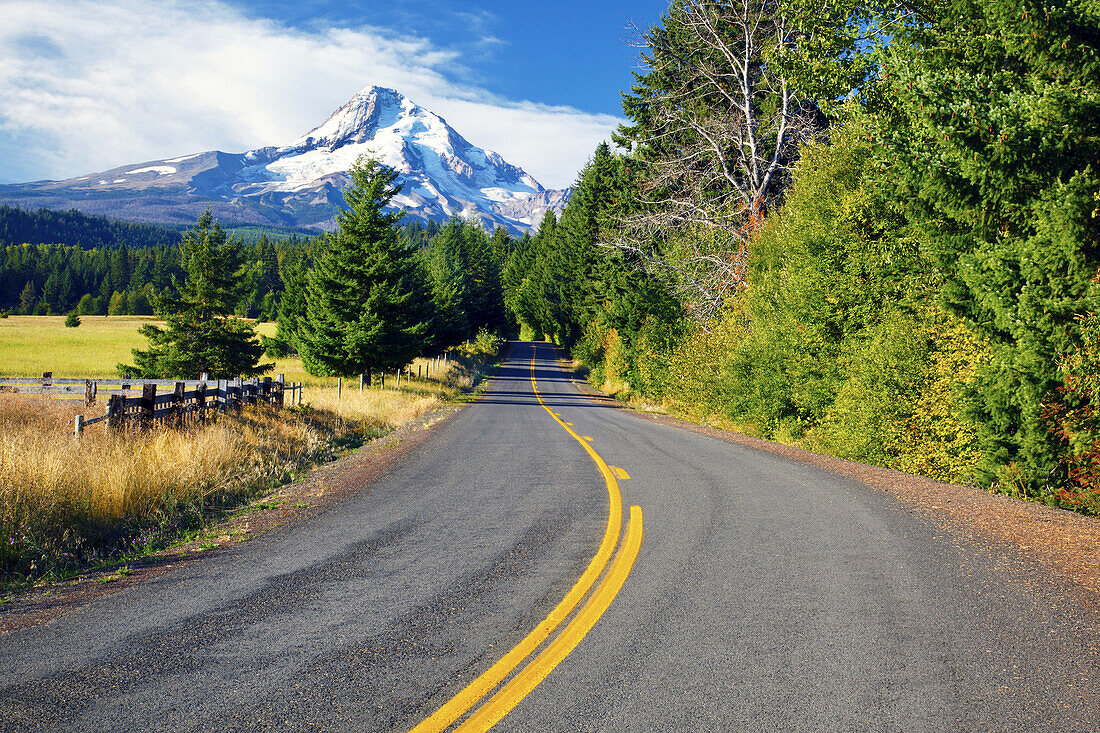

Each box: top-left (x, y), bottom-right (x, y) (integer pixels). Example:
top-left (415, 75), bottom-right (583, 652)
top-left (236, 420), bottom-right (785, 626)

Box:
top-left (0, 209), bottom-right (449, 322)
top-left (0, 236), bottom-right (288, 320)
top-left (504, 0), bottom-right (1100, 514)
top-left (0, 205), bottom-right (182, 250)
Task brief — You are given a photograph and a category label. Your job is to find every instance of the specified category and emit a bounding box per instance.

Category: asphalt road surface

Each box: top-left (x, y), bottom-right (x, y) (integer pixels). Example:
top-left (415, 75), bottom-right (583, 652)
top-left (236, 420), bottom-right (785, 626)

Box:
top-left (2, 341), bottom-right (1098, 731)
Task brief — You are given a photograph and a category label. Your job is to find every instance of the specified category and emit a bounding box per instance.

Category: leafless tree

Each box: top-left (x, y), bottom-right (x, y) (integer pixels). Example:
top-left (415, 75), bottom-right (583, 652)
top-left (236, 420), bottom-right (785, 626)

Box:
top-left (606, 0), bottom-right (830, 325)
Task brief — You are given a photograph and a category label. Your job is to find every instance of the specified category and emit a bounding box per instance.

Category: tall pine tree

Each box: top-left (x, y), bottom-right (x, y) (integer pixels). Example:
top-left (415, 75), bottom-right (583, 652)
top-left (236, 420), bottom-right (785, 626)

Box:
top-left (120, 210), bottom-right (270, 378)
top-left (297, 156), bottom-right (432, 378)
top-left (873, 0), bottom-right (1100, 487)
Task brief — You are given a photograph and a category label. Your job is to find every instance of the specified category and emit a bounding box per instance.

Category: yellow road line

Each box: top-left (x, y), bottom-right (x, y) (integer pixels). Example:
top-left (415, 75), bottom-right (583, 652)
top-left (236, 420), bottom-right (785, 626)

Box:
top-left (409, 347), bottom-right (624, 733)
top-left (455, 505), bottom-right (644, 732)
top-left (611, 466), bottom-right (630, 480)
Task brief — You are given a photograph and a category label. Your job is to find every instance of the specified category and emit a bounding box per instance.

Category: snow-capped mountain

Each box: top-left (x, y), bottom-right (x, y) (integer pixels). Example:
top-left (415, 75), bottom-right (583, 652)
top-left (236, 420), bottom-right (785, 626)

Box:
top-left (0, 86), bottom-right (570, 235)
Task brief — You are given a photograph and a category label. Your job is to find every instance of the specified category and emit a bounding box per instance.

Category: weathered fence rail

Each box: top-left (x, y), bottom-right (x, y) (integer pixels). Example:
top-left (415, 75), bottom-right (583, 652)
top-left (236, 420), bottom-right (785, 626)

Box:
top-left (2, 349), bottom-right (458, 436)
top-left (0, 373), bottom-right (304, 436)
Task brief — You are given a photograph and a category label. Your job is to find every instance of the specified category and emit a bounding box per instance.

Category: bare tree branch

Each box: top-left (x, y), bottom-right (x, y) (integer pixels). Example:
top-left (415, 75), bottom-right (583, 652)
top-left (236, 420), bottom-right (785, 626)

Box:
top-left (607, 0), bottom-right (826, 326)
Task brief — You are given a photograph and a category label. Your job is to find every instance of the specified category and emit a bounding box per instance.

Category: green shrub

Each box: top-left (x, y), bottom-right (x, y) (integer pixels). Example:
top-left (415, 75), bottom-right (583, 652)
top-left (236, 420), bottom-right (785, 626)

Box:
top-left (470, 328), bottom-right (504, 355)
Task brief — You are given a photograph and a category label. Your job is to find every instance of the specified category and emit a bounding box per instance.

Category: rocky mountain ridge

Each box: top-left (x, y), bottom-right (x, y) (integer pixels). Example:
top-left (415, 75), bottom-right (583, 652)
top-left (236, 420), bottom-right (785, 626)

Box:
top-left (0, 86), bottom-right (570, 235)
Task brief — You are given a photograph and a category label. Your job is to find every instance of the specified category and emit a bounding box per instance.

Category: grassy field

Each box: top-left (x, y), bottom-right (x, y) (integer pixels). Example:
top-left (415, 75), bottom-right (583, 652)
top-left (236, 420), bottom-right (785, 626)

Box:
top-left (0, 315), bottom-right (446, 395)
top-left (0, 315), bottom-right (157, 377)
top-left (0, 315), bottom-right (296, 380)
top-left (0, 315), bottom-right (501, 590)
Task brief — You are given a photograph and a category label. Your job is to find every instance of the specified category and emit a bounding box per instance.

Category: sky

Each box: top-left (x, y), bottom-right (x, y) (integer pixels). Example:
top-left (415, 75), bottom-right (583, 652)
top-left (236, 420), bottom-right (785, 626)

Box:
top-left (0, 0), bottom-right (670, 189)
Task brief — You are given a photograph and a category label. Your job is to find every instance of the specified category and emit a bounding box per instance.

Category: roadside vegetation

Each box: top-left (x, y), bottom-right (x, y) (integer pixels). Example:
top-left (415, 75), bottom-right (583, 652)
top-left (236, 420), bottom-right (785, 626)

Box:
top-left (505, 0), bottom-right (1100, 515)
top-left (0, 337), bottom-right (501, 591)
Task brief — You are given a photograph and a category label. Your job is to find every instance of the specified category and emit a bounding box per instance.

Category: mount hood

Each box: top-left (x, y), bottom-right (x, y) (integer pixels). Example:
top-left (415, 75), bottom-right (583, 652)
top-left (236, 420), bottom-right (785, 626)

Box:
top-left (0, 86), bottom-right (571, 235)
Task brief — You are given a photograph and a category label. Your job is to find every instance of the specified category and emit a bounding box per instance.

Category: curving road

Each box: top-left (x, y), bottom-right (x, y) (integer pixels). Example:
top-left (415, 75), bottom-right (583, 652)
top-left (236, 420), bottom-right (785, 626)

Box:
top-left (1, 341), bottom-right (1098, 731)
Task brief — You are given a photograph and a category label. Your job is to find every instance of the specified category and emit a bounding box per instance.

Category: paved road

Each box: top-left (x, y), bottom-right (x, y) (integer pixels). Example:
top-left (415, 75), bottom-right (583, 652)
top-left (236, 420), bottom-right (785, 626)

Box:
top-left (2, 341), bottom-right (1098, 731)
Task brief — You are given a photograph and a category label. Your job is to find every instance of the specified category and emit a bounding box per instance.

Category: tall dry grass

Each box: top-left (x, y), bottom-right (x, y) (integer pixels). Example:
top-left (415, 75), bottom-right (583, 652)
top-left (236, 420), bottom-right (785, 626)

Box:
top-left (0, 395), bottom-right (334, 585)
top-left (0, 346), bottom-right (499, 588)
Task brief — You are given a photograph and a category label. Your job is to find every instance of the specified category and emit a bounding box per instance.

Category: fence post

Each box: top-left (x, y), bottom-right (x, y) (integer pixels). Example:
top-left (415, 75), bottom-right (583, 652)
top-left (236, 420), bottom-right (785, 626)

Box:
top-left (196, 381), bottom-right (207, 422)
top-left (297, 382), bottom-right (302, 406)
top-left (85, 379), bottom-right (96, 406)
top-left (140, 383), bottom-right (156, 428)
top-left (337, 376), bottom-right (342, 401)
top-left (275, 374), bottom-right (285, 408)
top-left (262, 376), bottom-right (272, 405)
top-left (381, 371), bottom-right (385, 389)
top-left (107, 394), bottom-right (124, 432)
top-left (74, 414), bottom-right (84, 438)
top-left (171, 381), bottom-right (185, 427)
top-left (396, 369), bottom-right (401, 389)
top-left (359, 372), bottom-right (365, 392)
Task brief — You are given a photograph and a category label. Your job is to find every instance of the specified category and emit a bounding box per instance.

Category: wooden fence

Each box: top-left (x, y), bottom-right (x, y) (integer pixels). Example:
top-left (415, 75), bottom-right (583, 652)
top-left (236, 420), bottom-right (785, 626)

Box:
top-left (0, 373), bottom-right (303, 435)
top-left (1, 350), bottom-right (458, 436)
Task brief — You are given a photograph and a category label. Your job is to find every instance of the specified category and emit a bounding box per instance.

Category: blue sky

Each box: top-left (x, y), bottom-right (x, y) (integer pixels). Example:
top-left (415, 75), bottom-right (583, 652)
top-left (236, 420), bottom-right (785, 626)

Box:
top-left (234, 0), bottom-right (667, 114)
top-left (0, 0), bottom-right (669, 188)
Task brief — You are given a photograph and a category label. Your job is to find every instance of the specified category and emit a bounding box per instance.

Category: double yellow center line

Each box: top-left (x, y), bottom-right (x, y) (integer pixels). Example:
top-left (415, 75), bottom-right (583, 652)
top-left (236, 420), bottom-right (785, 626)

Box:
top-left (409, 346), bottom-right (643, 732)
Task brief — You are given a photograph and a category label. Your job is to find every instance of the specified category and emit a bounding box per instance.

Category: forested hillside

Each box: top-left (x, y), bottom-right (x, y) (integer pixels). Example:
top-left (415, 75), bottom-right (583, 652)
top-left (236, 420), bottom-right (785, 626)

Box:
top-left (0, 206), bottom-right (182, 250)
top-left (0, 214), bottom-right (448, 322)
top-left (502, 0), bottom-right (1100, 514)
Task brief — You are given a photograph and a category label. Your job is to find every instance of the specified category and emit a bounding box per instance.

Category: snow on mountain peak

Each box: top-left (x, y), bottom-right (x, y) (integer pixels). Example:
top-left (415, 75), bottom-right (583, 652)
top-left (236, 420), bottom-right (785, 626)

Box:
top-left (253, 85), bottom-right (553, 232)
top-left (289, 85), bottom-right (408, 150)
top-left (0, 85), bottom-right (569, 236)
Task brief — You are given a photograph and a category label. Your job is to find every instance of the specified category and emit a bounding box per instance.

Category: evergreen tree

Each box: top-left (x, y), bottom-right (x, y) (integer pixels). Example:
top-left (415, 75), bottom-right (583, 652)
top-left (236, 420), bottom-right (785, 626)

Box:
top-left (119, 210), bottom-right (270, 378)
top-left (297, 157), bottom-right (432, 378)
top-left (76, 293), bottom-right (96, 315)
top-left (422, 222), bottom-right (471, 350)
top-left (873, 0), bottom-right (1100, 486)
top-left (424, 218), bottom-right (509, 340)
top-left (110, 245), bottom-right (130, 292)
top-left (17, 281), bottom-right (35, 314)
top-left (274, 246), bottom-right (310, 354)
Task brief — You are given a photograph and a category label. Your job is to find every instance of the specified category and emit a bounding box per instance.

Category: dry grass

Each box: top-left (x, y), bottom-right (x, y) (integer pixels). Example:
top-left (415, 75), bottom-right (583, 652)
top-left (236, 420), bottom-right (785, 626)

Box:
top-left (0, 347), bottom-right (498, 589)
top-left (0, 395), bottom-right (333, 585)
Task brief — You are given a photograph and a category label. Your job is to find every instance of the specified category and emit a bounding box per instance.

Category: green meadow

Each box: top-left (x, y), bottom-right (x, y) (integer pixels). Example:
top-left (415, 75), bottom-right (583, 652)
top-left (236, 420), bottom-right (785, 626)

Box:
top-left (0, 315), bottom-right (316, 381)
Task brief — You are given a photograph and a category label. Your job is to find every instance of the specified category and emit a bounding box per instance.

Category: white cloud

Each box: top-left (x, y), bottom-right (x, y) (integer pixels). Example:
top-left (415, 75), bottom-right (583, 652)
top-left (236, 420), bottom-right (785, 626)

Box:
top-left (0, 0), bottom-right (620, 188)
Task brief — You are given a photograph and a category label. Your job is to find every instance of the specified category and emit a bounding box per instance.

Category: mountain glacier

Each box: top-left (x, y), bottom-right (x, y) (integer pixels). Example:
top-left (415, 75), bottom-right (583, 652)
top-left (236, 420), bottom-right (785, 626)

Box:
top-left (0, 86), bottom-right (571, 235)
